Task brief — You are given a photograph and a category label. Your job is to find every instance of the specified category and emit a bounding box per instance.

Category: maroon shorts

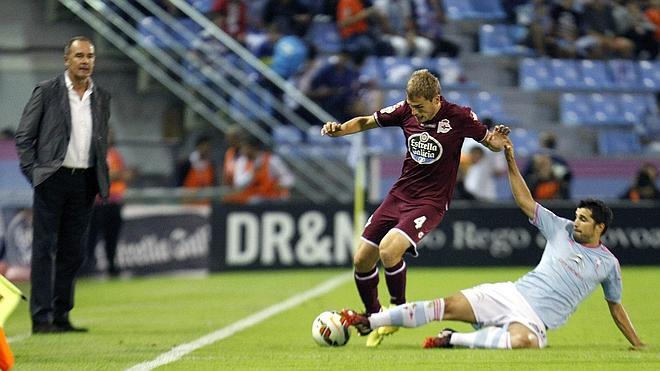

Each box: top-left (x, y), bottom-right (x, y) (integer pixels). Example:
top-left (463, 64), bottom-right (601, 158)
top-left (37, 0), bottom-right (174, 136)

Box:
top-left (361, 193), bottom-right (446, 257)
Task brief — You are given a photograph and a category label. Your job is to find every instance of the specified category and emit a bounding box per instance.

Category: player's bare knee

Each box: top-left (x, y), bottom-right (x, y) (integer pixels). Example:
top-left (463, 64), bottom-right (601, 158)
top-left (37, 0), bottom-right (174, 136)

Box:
top-left (509, 330), bottom-right (539, 349)
top-left (378, 247), bottom-right (401, 267)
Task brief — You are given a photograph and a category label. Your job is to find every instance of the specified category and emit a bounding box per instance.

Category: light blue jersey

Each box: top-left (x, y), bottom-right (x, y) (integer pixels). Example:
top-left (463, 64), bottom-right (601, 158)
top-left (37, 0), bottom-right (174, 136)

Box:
top-left (515, 204), bottom-right (622, 329)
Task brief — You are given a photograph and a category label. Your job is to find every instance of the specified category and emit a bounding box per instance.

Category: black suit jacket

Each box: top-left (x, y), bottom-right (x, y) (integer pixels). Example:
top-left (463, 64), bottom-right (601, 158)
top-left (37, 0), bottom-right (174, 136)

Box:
top-left (15, 74), bottom-right (111, 198)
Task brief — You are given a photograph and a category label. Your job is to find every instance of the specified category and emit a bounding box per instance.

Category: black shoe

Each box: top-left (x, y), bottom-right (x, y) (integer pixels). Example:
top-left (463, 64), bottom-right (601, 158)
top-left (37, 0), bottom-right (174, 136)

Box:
top-left (32, 323), bottom-right (58, 334)
top-left (53, 321), bottom-right (89, 333)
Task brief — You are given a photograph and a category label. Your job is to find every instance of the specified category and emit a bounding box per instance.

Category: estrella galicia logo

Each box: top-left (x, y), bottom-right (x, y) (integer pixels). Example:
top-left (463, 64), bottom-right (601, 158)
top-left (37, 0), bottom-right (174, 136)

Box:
top-left (408, 132), bottom-right (443, 164)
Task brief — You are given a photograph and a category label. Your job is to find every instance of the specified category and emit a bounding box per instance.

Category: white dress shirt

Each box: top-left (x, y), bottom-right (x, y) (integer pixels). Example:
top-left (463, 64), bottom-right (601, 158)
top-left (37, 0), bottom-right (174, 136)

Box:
top-left (62, 72), bottom-right (94, 169)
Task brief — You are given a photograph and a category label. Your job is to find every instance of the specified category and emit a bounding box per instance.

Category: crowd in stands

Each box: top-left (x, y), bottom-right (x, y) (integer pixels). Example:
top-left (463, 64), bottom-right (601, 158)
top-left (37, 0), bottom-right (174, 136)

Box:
top-left (108, 0), bottom-right (660, 200)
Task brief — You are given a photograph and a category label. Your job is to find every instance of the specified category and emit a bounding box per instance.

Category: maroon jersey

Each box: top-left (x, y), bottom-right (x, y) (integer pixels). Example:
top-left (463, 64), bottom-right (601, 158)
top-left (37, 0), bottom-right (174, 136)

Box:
top-left (373, 97), bottom-right (488, 209)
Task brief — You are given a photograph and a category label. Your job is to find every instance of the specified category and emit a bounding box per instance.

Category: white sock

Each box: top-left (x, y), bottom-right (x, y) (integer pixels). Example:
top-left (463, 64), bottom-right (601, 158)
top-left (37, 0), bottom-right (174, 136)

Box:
top-left (368, 299), bottom-right (444, 329)
top-left (449, 326), bottom-right (512, 349)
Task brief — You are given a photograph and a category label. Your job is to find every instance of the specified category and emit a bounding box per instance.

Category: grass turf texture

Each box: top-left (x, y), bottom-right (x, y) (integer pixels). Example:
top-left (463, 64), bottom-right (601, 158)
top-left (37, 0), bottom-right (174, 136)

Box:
top-left (6, 267), bottom-right (659, 370)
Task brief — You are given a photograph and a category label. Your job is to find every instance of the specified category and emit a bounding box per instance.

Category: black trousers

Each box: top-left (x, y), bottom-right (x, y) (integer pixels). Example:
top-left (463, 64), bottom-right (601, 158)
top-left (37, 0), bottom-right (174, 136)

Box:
top-left (85, 202), bottom-right (123, 275)
top-left (30, 167), bottom-right (97, 325)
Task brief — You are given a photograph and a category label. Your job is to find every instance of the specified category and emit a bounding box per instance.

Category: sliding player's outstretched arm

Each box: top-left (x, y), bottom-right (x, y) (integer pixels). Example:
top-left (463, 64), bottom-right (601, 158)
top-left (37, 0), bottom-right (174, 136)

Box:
top-left (321, 115), bottom-right (377, 137)
top-left (607, 301), bottom-right (646, 350)
top-left (503, 139), bottom-right (536, 219)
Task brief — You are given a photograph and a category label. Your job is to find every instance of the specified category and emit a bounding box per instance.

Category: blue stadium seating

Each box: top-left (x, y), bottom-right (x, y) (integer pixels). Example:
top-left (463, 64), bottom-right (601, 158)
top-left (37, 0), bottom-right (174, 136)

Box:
top-left (590, 93), bottom-right (625, 125)
top-left (384, 89), bottom-right (405, 106)
top-left (561, 92), bottom-right (657, 126)
top-left (560, 93), bottom-right (593, 126)
top-left (597, 131), bottom-right (642, 156)
top-left (508, 128), bottom-right (539, 157)
top-left (443, 0), bottom-right (506, 20)
top-left (479, 24), bottom-right (532, 56)
top-left (639, 60), bottom-right (660, 91)
top-left (366, 128), bottom-right (406, 155)
top-left (471, 0), bottom-right (506, 20)
top-left (522, 58), bottom-right (660, 92)
top-left (273, 126), bottom-right (304, 145)
top-left (472, 91), bottom-right (510, 122)
top-left (608, 59), bottom-right (640, 90)
top-left (305, 17), bottom-right (341, 55)
top-left (579, 60), bottom-right (612, 89)
top-left (188, 0), bottom-right (214, 13)
top-left (137, 16), bottom-right (201, 50)
top-left (550, 59), bottom-right (583, 89)
top-left (445, 91), bottom-right (472, 108)
top-left (519, 58), bottom-right (553, 90)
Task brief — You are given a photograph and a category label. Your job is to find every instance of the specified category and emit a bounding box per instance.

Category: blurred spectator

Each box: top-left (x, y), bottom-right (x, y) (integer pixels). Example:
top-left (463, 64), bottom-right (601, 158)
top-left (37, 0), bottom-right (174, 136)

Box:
top-left (524, 132), bottom-right (572, 199)
top-left (372, 0), bottom-right (435, 57)
top-left (303, 50), bottom-right (364, 121)
top-left (221, 125), bottom-right (244, 186)
top-left (644, 0), bottom-right (660, 42)
top-left (0, 129), bottom-right (14, 140)
top-left (462, 140), bottom-right (506, 201)
top-left (547, 0), bottom-right (583, 58)
top-left (336, 0), bottom-right (395, 57)
top-left (262, 0), bottom-right (313, 37)
top-left (223, 135), bottom-right (294, 204)
top-left (522, 0), bottom-right (554, 56)
top-left (176, 135), bottom-right (217, 188)
top-left (580, 0), bottom-right (634, 58)
top-left (85, 132), bottom-right (135, 277)
top-left (620, 163), bottom-right (660, 201)
top-left (210, 0), bottom-right (248, 44)
top-left (613, 0), bottom-right (658, 59)
top-left (525, 153), bottom-right (565, 199)
top-left (411, 0), bottom-right (460, 57)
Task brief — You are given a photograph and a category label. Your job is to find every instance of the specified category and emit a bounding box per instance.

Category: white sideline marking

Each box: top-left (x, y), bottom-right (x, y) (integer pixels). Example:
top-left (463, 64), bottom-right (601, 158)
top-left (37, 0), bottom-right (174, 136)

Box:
top-left (126, 273), bottom-right (351, 371)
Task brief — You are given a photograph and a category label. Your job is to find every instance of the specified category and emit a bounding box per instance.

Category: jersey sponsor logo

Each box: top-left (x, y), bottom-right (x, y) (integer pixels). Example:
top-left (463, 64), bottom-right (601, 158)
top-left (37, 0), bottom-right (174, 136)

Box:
top-left (437, 119), bottom-right (452, 134)
top-left (408, 132), bottom-right (443, 164)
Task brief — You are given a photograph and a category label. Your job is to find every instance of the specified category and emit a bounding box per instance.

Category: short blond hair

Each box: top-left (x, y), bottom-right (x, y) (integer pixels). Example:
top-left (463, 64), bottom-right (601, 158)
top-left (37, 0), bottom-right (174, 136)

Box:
top-left (406, 69), bottom-right (441, 101)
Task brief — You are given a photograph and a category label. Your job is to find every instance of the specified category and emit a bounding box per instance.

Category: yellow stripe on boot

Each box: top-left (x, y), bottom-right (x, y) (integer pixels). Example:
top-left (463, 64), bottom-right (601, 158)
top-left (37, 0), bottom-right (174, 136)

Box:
top-left (365, 305), bottom-right (399, 347)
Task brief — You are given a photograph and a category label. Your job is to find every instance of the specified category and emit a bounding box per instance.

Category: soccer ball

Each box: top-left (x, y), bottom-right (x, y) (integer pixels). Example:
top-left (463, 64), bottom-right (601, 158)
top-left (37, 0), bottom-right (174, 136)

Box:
top-left (311, 311), bottom-right (351, 347)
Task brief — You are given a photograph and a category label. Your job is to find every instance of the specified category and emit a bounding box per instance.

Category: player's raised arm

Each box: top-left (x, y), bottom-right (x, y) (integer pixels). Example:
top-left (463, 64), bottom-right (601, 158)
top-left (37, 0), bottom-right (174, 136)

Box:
top-left (321, 115), bottom-right (377, 137)
top-left (481, 124), bottom-right (511, 152)
top-left (503, 139), bottom-right (536, 219)
top-left (607, 301), bottom-right (646, 350)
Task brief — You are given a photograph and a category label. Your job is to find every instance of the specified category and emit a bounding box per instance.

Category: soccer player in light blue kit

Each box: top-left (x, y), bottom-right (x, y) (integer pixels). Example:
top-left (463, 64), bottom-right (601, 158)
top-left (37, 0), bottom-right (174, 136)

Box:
top-left (341, 138), bottom-right (646, 349)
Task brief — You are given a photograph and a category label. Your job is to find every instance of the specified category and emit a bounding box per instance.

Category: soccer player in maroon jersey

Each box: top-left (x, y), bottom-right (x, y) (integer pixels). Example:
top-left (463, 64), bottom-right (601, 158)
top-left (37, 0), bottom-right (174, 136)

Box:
top-left (321, 69), bottom-right (510, 346)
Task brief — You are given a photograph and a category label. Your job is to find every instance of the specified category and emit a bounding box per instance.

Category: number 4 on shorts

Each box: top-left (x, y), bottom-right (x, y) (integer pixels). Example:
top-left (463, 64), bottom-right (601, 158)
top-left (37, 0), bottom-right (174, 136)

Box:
top-left (414, 216), bottom-right (427, 230)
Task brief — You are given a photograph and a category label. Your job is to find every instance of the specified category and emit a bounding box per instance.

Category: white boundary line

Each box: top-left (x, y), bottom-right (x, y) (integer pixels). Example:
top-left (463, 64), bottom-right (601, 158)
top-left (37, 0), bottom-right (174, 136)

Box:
top-left (8, 333), bottom-right (31, 343)
top-left (126, 273), bottom-right (351, 371)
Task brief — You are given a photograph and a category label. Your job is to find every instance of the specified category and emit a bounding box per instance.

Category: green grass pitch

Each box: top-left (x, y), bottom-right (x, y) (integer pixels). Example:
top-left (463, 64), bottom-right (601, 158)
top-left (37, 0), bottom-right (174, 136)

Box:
top-left (6, 267), bottom-right (660, 370)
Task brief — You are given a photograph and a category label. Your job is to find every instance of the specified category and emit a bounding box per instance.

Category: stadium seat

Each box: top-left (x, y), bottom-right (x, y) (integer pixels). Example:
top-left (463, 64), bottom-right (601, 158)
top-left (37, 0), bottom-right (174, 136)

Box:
top-left (366, 128), bottom-right (405, 155)
top-left (445, 91), bottom-right (472, 108)
top-left (188, 0), bottom-right (214, 13)
top-left (360, 57), bottom-right (383, 83)
top-left (590, 94), bottom-right (624, 125)
top-left (470, 0), bottom-right (506, 20)
top-left (384, 89), bottom-right (405, 106)
top-left (550, 59), bottom-right (583, 89)
top-left (443, 0), bottom-right (476, 20)
top-left (137, 16), bottom-right (168, 48)
top-left (519, 58), bottom-right (552, 90)
top-left (619, 94), bottom-right (648, 124)
top-left (434, 58), bottom-right (473, 88)
top-left (508, 128), bottom-right (539, 157)
top-left (479, 24), bottom-right (531, 56)
top-left (380, 57), bottom-right (430, 88)
top-left (638, 60), bottom-right (660, 91)
top-left (597, 131), bottom-right (642, 156)
top-left (608, 59), bottom-right (640, 90)
top-left (471, 91), bottom-right (509, 122)
top-left (560, 93), bottom-right (592, 126)
top-left (273, 126), bottom-right (304, 146)
top-left (579, 60), bottom-right (612, 90)
top-left (305, 17), bottom-right (341, 55)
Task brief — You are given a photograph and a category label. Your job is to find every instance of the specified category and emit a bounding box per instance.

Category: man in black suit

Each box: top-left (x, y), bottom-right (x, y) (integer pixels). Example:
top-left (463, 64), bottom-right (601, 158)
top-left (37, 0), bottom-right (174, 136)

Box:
top-left (15, 36), bottom-right (111, 334)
